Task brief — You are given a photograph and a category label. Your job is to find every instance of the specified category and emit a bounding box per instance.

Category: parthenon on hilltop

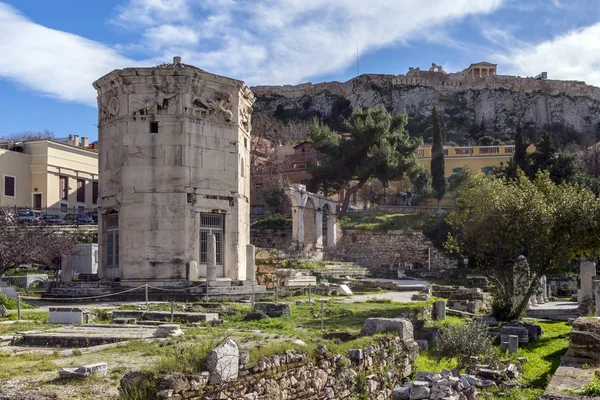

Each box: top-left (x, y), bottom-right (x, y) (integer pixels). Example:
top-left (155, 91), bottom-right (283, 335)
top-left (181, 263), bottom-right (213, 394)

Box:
top-left (252, 61), bottom-right (598, 99)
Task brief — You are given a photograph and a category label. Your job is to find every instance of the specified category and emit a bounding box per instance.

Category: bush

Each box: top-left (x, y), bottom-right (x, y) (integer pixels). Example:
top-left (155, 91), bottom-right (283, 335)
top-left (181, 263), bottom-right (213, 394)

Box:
top-left (250, 215), bottom-right (292, 231)
top-left (0, 294), bottom-right (34, 310)
top-left (434, 321), bottom-right (495, 369)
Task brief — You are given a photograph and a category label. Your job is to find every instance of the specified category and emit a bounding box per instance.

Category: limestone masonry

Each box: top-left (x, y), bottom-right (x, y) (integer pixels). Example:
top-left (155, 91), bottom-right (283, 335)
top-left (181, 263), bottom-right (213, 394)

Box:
top-left (93, 57), bottom-right (254, 285)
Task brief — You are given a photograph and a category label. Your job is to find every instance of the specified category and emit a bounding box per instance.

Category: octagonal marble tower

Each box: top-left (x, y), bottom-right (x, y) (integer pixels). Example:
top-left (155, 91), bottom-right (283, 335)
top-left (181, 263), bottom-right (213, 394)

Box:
top-left (93, 57), bottom-right (254, 285)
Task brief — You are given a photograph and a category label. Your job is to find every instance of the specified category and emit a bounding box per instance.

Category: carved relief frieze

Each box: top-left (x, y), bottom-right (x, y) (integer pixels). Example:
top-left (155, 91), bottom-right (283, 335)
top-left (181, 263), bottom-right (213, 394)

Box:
top-left (191, 91), bottom-right (234, 123)
top-left (130, 78), bottom-right (179, 118)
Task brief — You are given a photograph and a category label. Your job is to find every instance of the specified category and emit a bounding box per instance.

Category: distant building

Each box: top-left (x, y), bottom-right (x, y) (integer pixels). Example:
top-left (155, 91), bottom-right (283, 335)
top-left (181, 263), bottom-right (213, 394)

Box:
top-left (465, 62), bottom-right (497, 78)
top-left (0, 137), bottom-right (98, 213)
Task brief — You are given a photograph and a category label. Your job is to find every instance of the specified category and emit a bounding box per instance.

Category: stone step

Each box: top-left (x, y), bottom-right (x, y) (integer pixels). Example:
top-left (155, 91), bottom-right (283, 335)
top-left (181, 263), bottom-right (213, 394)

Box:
top-left (111, 310), bottom-right (219, 323)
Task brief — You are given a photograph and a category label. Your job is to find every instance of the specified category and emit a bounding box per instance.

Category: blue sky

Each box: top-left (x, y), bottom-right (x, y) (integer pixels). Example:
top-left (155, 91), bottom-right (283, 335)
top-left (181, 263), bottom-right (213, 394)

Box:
top-left (1, 0), bottom-right (600, 142)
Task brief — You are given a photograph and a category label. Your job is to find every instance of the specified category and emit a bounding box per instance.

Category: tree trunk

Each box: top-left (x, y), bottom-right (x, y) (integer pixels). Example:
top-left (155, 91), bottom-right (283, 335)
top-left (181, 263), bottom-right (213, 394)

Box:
top-left (340, 179), bottom-right (368, 216)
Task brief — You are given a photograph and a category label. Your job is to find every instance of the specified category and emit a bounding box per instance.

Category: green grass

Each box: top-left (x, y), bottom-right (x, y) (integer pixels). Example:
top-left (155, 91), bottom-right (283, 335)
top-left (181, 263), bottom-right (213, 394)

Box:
top-left (338, 213), bottom-right (429, 232)
top-left (413, 320), bottom-right (571, 400)
top-left (573, 375), bottom-right (600, 396)
top-left (0, 294), bottom-right (35, 310)
top-left (225, 299), bottom-right (432, 336)
top-left (517, 321), bottom-right (571, 389)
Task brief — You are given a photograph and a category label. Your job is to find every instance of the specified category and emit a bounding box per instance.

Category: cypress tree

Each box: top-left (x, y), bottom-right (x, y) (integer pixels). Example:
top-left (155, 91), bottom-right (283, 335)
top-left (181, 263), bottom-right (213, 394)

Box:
top-left (514, 122), bottom-right (528, 171)
top-left (431, 107), bottom-right (446, 203)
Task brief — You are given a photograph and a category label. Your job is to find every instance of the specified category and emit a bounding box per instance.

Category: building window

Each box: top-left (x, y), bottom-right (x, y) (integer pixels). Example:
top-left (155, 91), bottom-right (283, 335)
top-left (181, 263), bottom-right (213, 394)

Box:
top-left (256, 184), bottom-right (264, 201)
top-left (59, 202), bottom-right (69, 213)
top-left (150, 121), bottom-right (159, 133)
top-left (93, 181), bottom-right (99, 205)
top-left (77, 179), bottom-right (85, 203)
top-left (200, 213), bottom-right (224, 265)
top-left (481, 166), bottom-right (494, 175)
top-left (241, 158), bottom-right (245, 177)
top-left (105, 213), bottom-right (119, 269)
top-left (59, 176), bottom-right (69, 200)
top-left (3, 175), bottom-right (15, 198)
top-left (77, 205), bottom-right (86, 213)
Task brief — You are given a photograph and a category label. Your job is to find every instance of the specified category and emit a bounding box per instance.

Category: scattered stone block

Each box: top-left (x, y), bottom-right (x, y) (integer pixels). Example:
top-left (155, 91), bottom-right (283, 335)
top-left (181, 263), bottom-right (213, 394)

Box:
top-left (120, 370), bottom-right (155, 394)
top-left (391, 386), bottom-right (411, 399)
top-left (253, 302), bottom-right (291, 317)
top-left (113, 318), bottom-right (136, 325)
top-left (434, 301), bottom-right (446, 320)
top-left (48, 308), bottom-right (85, 325)
top-left (506, 364), bottom-right (520, 379)
top-left (59, 363), bottom-right (107, 378)
top-left (508, 335), bottom-right (519, 355)
top-left (359, 318), bottom-right (413, 340)
top-left (568, 317), bottom-right (600, 360)
top-left (409, 385), bottom-right (430, 400)
top-left (499, 326), bottom-right (529, 343)
top-left (153, 324), bottom-right (184, 338)
top-left (338, 284), bottom-right (353, 296)
top-left (206, 339), bottom-right (239, 384)
top-left (0, 305), bottom-right (7, 317)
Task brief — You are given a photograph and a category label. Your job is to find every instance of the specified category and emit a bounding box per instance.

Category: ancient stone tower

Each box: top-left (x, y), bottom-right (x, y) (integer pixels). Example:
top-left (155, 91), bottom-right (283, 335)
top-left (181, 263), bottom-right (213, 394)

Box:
top-left (93, 57), bottom-right (254, 285)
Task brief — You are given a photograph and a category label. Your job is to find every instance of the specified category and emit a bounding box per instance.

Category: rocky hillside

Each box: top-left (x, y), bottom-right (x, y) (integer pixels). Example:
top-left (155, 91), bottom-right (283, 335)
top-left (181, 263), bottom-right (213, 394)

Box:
top-left (251, 73), bottom-right (600, 145)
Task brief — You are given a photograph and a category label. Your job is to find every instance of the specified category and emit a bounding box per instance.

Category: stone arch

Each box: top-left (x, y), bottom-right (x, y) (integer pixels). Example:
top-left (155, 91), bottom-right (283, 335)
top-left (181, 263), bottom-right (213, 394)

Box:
top-left (284, 184), bottom-right (338, 252)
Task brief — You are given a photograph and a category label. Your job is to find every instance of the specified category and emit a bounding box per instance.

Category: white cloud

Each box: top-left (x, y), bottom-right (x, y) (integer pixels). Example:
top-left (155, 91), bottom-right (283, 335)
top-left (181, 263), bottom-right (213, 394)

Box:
top-left (497, 23), bottom-right (600, 86)
top-left (143, 24), bottom-right (200, 48)
top-left (0, 0), bottom-right (505, 106)
top-left (0, 3), bottom-right (134, 105)
top-left (118, 0), bottom-right (504, 85)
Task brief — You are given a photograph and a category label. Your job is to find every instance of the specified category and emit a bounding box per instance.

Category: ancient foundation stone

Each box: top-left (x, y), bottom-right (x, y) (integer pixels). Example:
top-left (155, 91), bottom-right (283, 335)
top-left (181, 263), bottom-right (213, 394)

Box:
top-left (153, 324), bottom-right (184, 338)
top-left (568, 317), bottom-right (600, 360)
top-left (48, 308), bottom-right (85, 325)
top-left (434, 300), bottom-right (446, 320)
top-left (206, 339), bottom-right (239, 384)
top-left (360, 318), bottom-right (413, 340)
top-left (59, 363), bottom-right (107, 378)
top-left (253, 302), bottom-right (291, 317)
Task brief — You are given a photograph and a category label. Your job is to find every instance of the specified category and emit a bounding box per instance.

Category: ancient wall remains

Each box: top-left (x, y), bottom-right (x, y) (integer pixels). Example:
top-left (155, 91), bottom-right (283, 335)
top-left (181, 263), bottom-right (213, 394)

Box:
top-left (325, 229), bottom-right (454, 270)
top-left (151, 336), bottom-right (418, 400)
top-left (252, 70), bottom-right (600, 101)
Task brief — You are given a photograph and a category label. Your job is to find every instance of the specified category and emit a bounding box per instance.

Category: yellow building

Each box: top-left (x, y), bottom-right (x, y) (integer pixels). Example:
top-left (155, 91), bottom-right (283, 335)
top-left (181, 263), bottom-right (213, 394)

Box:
top-left (0, 137), bottom-right (98, 213)
top-left (416, 144), bottom-right (535, 176)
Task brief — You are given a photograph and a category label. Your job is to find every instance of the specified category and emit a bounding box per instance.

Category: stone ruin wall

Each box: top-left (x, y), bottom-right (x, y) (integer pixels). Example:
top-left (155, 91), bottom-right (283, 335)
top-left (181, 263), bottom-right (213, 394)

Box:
top-left (325, 229), bottom-right (453, 270)
top-left (154, 336), bottom-right (418, 400)
top-left (252, 72), bottom-right (600, 100)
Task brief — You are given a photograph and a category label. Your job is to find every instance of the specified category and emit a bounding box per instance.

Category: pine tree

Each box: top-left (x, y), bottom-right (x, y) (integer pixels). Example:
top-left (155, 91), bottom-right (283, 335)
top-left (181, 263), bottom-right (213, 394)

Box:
top-left (431, 107), bottom-right (446, 203)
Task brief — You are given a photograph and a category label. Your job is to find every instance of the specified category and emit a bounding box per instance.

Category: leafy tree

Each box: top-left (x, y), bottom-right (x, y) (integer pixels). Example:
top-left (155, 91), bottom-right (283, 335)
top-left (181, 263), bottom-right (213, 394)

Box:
top-left (410, 167), bottom-right (435, 205)
top-left (445, 172), bottom-right (600, 320)
top-left (446, 166), bottom-right (472, 199)
top-left (308, 107), bottom-right (421, 215)
top-left (430, 107), bottom-right (446, 203)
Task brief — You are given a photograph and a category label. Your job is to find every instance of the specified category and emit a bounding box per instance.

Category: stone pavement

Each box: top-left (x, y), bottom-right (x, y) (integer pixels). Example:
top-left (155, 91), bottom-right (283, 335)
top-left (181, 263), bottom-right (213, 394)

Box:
top-left (545, 365), bottom-right (596, 398)
top-left (17, 324), bottom-right (158, 347)
top-left (525, 301), bottom-right (579, 321)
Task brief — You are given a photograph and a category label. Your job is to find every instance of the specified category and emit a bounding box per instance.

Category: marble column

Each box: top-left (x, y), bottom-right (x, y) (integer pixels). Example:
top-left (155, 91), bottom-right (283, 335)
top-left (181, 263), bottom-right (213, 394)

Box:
top-left (246, 244), bottom-right (256, 283)
top-left (580, 261), bottom-right (596, 315)
top-left (315, 210), bottom-right (323, 250)
top-left (594, 280), bottom-right (600, 316)
top-left (292, 207), bottom-right (304, 246)
top-left (434, 300), bottom-right (446, 320)
top-left (580, 262), bottom-right (596, 304)
top-left (206, 234), bottom-right (217, 284)
top-left (326, 215), bottom-right (337, 247)
top-left (508, 335), bottom-right (519, 355)
top-left (188, 260), bottom-right (198, 282)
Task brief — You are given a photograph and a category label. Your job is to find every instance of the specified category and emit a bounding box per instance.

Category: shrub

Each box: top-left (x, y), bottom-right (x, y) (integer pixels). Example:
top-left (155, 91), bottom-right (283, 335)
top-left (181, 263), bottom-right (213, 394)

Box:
top-left (0, 294), bottom-right (34, 310)
top-left (434, 321), bottom-right (494, 369)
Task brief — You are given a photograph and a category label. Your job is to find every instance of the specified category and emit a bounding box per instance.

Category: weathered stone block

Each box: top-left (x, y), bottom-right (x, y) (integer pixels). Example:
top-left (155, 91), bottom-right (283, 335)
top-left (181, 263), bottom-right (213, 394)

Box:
top-left (253, 302), bottom-right (291, 317)
top-left (206, 339), bottom-right (239, 384)
top-left (48, 308), bottom-right (85, 325)
top-left (359, 318), bottom-right (413, 340)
